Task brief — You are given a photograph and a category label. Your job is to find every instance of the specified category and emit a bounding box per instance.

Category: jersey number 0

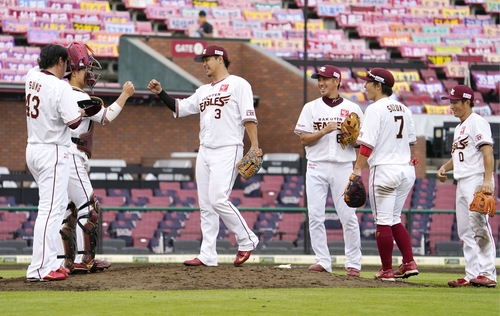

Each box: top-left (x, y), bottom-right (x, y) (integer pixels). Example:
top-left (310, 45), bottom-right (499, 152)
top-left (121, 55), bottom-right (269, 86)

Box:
top-left (26, 93), bottom-right (40, 119)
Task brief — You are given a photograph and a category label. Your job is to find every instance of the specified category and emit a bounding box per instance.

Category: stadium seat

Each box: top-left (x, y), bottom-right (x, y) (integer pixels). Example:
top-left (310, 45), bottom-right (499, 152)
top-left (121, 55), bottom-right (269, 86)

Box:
top-left (435, 241), bottom-right (463, 256)
top-left (102, 238), bottom-right (126, 252)
top-left (172, 239), bottom-right (200, 254)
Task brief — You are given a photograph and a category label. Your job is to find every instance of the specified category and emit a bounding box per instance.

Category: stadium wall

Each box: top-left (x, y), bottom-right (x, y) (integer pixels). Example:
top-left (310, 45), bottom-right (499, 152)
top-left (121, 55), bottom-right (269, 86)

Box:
top-left (0, 36), bottom-right (427, 177)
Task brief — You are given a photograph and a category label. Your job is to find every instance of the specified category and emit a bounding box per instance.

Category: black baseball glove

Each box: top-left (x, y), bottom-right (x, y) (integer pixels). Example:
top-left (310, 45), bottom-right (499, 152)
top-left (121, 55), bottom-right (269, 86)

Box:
top-left (343, 173), bottom-right (366, 208)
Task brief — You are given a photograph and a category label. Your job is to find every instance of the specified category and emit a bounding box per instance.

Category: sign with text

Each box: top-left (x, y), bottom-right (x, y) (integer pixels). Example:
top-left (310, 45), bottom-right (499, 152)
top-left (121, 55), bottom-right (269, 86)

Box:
top-left (316, 3), bottom-right (345, 17)
top-left (60, 29), bottom-right (92, 43)
top-left (445, 62), bottom-right (468, 78)
top-left (399, 44), bottom-right (433, 58)
top-left (243, 10), bottom-right (272, 20)
top-left (425, 104), bottom-right (452, 114)
top-left (87, 40), bottom-right (119, 58)
top-left (166, 16), bottom-right (197, 30)
top-left (145, 5), bottom-right (178, 20)
top-left (422, 24), bottom-right (450, 34)
top-left (357, 23), bottom-right (389, 37)
top-left (379, 33), bottom-right (412, 47)
top-left (250, 38), bottom-right (273, 49)
top-left (295, 19), bottom-right (323, 31)
top-left (171, 40), bottom-right (206, 57)
top-left (426, 54), bottom-right (453, 66)
top-left (47, 0), bottom-right (79, 10)
top-left (80, 1), bottom-right (110, 11)
top-left (27, 28), bottom-right (59, 44)
top-left (212, 7), bottom-right (242, 19)
top-left (393, 70), bottom-right (420, 82)
top-left (17, 0), bottom-right (46, 7)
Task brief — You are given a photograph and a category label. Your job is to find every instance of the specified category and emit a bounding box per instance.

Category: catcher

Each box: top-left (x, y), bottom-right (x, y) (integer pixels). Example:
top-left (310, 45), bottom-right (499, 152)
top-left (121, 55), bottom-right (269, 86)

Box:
top-left (56, 41), bottom-right (135, 274)
top-left (437, 84), bottom-right (497, 288)
top-left (294, 64), bottom-right (364, 277)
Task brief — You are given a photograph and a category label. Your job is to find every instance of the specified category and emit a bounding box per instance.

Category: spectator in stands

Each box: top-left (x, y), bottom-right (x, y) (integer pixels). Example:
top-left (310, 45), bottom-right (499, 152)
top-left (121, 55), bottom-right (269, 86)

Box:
top-left (147, 45), bottom-right (260, 267)
top-left (197, 10), bottom-right (213, 37)
top-left (56, 42), bottom-right (135, 274)
top-left (437, 84), bottom-right (497, 288)
top-left (294, 65), bottom-right (363, 277)
top-left (25, 44), bottom-right (84, 282)
top-left (353, 68), bottom-right (419, 282)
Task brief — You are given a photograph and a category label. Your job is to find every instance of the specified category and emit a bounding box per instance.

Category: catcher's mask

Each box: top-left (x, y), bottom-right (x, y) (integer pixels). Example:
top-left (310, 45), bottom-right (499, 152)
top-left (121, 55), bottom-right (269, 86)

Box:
top-left (66, 42), bottom-right (102, 91)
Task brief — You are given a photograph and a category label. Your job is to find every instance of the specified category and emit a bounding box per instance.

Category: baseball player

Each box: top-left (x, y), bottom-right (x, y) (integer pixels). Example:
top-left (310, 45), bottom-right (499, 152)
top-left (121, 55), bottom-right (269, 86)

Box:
top-left (55, 42), bottom-right (135, 274)
top-left (437, 85), bottom-right (497, 288)
top-left (353, 68), bottom-right (419, 282)
top-left (25, 44), bottom-right (84, 282)
top-left (294, 65), bottom-right (363, 276)
top-left (147, 45), bottom-right (259, 266)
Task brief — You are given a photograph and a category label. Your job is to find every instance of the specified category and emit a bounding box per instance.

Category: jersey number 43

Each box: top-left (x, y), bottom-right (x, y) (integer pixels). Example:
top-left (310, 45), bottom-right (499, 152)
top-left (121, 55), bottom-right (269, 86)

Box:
top-left (26, 93), bottom-right (40, 119)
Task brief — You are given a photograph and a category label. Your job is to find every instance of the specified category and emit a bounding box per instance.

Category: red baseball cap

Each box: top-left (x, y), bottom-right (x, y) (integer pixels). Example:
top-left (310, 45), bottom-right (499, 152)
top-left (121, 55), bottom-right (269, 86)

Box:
top-left (311, 65), bottom-right (342, 80)
top-left (358, 68), bottom-right (395, 88)
top-left (194, 45), bottom-right (229, 62)
top-left (440, 85), bottom-right (474, 101)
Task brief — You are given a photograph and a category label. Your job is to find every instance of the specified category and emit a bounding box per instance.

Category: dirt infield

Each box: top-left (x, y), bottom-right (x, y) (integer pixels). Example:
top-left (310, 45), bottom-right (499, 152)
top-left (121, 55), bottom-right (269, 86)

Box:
top-left (0, 264), bottom-right (449, 291)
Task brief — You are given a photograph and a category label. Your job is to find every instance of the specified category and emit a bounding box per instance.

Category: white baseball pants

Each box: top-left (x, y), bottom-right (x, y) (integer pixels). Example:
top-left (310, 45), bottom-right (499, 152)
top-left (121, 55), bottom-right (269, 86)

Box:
top-left (26, 144), bottom-right (70, 279)
top-left (306, 161), bottom-right (362, 272)
top-left (456, 174), bottom-right (497, 282)
top-left (196, 145), bottom-right (259, 266)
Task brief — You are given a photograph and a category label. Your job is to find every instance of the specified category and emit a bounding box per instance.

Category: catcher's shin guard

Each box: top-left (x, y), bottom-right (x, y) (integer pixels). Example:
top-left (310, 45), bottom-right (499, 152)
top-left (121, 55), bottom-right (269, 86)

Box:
top-left (58, 202), bottom-right (78, 271)
top-left (77, 196), bottom-right (100, 272)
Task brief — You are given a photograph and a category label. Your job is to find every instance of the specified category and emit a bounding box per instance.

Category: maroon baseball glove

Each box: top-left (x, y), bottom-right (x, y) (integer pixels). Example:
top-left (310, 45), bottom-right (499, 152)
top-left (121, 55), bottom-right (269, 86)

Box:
top-left (344, 173), bottom-right (366, 208)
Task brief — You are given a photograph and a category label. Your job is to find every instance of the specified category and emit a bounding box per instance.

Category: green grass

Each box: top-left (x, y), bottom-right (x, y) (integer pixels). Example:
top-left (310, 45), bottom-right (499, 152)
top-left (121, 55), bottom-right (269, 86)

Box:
top-left (1, 269), bottom-right (499, 315)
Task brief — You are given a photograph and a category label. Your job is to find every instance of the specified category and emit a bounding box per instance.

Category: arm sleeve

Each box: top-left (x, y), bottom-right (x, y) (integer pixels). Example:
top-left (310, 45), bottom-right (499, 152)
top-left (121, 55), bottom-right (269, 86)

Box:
top-left (158, 90), bottom-right (176, 112)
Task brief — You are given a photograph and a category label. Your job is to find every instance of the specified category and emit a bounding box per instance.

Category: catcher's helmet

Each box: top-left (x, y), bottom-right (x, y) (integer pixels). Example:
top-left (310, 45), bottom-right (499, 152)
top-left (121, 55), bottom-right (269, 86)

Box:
top-left (66, 42), bottom-right (102, 90)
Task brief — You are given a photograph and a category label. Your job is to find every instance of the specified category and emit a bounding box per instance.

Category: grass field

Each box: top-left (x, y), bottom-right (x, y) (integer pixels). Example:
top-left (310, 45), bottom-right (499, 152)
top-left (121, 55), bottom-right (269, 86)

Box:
top-left (1, 268), bottom-right (499, 315)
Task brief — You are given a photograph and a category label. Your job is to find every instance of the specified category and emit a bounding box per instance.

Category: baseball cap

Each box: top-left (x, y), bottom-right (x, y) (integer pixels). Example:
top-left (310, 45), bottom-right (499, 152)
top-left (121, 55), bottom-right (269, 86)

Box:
top-left (440, 85), bottom-right (474, 102)
top-left (194, 45), bottom-right (228, 62)
top-left (311, 65), bottom-right (342, 80)
top-left (358, 68), bottom-right (395, 88)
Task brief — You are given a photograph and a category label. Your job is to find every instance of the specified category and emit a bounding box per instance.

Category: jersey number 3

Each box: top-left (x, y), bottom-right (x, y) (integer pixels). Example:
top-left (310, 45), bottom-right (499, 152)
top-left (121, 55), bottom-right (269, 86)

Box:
top-left (26, 93), bottom-right (40, 119)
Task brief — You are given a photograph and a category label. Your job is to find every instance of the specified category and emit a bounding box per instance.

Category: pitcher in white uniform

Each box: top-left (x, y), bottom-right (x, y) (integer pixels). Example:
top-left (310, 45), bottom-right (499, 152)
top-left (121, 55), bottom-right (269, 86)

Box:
top-left (294, 65), bottom-right (363, 276)
top-left (437, 85), bottom-right (497, 288)
top-left (148, 45), bottom-right (260, 266)
top-left (25, 44), bottom-right (84, 282)
top-left (353, 68), bottom-right (419, 282)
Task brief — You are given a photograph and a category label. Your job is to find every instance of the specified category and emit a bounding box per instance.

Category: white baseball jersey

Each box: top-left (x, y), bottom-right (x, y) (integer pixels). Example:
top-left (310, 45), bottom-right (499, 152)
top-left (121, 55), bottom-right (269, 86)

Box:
top-left (25, 66), bottom-right (81, 146)
top-left (357, 97), bottom-right (416, 166)
top-left (450, 113), bottom-right (493, 180)
top-left (294, 97), bottom-right (364, 162)
top-left (69, 88), bottom-right (107, 159)
top-left (174, 75), bottom-right (257, 148)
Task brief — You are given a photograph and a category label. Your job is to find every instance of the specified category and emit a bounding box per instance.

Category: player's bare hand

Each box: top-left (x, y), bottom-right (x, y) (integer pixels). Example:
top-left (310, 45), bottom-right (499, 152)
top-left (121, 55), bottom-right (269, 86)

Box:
top-left (122, 81), bottom-right (135, 97)
top-left (436, 167), bottom-right (448, 183)
top-left (148, 79), bottom-right (162, 94)
top-left (479, 181), bottom-right (494, 195)
top-left (78, 108), bottom-right (85, 117)
top-left (321, 122), bottom-right (338, 135)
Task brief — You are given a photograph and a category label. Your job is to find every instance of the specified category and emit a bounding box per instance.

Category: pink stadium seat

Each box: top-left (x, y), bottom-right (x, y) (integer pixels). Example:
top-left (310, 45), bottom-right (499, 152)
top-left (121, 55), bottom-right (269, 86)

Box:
top-left (420, 69), bottom-right (438, 83)
top-left (489, 103), bottom-right (500, 115)
top-left (442, 79), bottom-right (459, 93)
top-left (135, 21), bottom-right (154, 35)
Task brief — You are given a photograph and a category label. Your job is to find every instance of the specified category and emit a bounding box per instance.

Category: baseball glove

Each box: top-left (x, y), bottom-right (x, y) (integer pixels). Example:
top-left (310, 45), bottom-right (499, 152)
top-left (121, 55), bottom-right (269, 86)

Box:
top-left (339, 112), bottom-right (360, 149)
top-left (236, 149), bottom-right (263, 180)
top-left (77, 96), bottom-right (103, 117)
top-left (470, 191), bottom-right (496, 217)
top-left (344, 173), bottom-right (366, 208)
